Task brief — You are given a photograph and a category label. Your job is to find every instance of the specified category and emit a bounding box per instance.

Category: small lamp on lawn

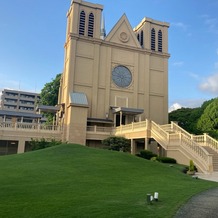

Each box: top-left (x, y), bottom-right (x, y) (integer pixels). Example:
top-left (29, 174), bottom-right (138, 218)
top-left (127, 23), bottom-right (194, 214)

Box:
top-left (147, 194), bottom-right (151, 204)
top-left (154, 192), bottom-right (159, 201)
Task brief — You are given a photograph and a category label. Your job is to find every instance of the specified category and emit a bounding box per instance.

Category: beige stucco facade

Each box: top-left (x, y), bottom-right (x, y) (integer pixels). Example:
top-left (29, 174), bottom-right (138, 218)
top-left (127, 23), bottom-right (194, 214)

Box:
top-left (58, 0), bottom-right (170, 145)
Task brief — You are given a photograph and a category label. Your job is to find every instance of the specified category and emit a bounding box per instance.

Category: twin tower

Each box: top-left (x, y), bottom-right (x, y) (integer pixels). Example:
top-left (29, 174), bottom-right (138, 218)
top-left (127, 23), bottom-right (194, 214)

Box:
top-left (58, 0), bottom-right (170, 146)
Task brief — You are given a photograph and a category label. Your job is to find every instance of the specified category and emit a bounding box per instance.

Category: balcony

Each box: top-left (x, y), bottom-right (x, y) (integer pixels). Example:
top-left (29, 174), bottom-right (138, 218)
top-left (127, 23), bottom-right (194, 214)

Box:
top-left (86, 125), bottom-right (114, 140)
top-left (0, 122), bottom-right (62, 132)
top-left (4, 99), bottom-right (17, 105)
top-left (20, 95), bottom-right (36, 100)
top-left (4, 94), bottom-right (18, 99)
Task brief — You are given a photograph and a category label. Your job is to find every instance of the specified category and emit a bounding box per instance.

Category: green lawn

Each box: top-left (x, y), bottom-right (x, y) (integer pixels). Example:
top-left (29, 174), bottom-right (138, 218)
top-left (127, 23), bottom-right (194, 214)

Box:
top-left (0, 144), bottom-right (217, 218)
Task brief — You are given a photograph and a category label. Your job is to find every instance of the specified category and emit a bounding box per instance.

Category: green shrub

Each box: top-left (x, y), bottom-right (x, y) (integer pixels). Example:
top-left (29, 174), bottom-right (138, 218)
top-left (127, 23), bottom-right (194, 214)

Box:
top-left (182, 166), bottom-right (189, 174)
top-left (138, 150), bottom-right (157, 160)
top-left (157, 157), bottom-right (177, 164)
top-left (189, 160), bottom-right (195, 172)
top-left (182, 164), bottom-right (198, 174)
top-left (29, 138), bottom-right (62, 151)
top-left (102, 136), bottom-right (130, 152)
top-left (150, 156), bottom-right (158, 162)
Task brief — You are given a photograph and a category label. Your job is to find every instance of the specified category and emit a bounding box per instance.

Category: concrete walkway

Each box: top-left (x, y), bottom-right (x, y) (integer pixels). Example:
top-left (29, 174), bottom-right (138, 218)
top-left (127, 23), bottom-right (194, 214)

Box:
top-left (174, 188), bottom-right (218, 218)
top-left (196, 172), bottom-right (218, 182)
top-left (174, 173), bottom-right (218, 218)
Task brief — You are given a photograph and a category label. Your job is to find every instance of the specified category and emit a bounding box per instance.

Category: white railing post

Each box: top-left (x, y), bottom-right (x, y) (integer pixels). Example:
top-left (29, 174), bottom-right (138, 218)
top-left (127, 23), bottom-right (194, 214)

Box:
top-left (146, 119), bottom-right (150, 131)
top-left (204, 133), bottom-right (208, 146)
top-left (171, 121), bottom-right (174, 129)
top-left (208, 154), bottom-right (213, 173)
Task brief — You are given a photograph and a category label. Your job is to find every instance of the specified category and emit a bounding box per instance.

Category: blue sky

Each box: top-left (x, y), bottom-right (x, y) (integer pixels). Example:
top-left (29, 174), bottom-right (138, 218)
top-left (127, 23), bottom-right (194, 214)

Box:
top-left (0, 0), bottom-right (218, 111)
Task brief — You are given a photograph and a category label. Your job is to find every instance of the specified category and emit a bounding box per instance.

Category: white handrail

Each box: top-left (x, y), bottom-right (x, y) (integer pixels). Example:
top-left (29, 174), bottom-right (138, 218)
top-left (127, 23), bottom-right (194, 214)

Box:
top-left (0, 122), bottom-right (62, 132)
top-left (114, 120), bottom-right (213, 173)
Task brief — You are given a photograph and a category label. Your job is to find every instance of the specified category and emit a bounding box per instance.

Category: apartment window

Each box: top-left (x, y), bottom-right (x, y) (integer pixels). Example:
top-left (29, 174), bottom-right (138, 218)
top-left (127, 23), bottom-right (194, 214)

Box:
top-left (6, 92), bottom-right (18, 97)
top-left (79, 11), bottom-right (86, 35)
top-left (158, 30), bottom-right (162, 52)
top-left (151, 28), bottom-right (155, 51)
top-left (20, 94), bottom-right (34, 99)
top-left (5, 105), bottom-right (16, 109)
top-left (137, 33), bottom-right (140, 41)
top-left (88, 13), bottom-right (94, 37)
top-left (140, 31), bottom-right (144, 47)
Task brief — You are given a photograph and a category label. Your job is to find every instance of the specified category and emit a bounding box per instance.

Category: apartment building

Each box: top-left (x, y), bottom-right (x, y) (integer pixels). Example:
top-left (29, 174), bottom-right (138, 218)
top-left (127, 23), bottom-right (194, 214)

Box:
top-left (1, 89), bottom-right (40, 112)
top-left (0, 89), bottom-right (41, 123)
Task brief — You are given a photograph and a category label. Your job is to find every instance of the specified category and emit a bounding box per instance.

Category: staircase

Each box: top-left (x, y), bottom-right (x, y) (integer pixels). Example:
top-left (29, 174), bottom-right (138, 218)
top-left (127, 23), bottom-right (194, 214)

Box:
top-left (115, 120), bottom-right (218, 174)
top-left (203, 146), bottom-right (218, 171)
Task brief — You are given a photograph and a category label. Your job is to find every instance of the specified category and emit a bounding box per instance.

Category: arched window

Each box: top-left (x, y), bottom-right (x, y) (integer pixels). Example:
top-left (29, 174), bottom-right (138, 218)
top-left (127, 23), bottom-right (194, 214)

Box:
top-left (137, 33), bottom-right (140, 41)
top-left (79, 11), bottom-right (85, 35)
top-left (158, 30), bottom-right (162, 52)
top-left (88, 13), bottom-right (94, 37)
top-left (151, 28), bottom-right (155, 51)
top-left (140, 31), bottom-right (144, 47)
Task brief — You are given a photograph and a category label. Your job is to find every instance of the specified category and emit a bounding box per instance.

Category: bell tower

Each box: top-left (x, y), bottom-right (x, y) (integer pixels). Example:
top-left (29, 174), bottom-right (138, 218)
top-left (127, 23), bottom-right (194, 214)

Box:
top-left (66, 0), bottom-right (103, 39)
top-left (133, 17), bottom-right (169, 53)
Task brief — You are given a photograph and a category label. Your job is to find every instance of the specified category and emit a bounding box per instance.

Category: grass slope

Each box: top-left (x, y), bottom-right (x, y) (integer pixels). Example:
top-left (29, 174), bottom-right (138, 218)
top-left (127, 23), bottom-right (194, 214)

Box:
top-left (0, 144), bottom-right (217, 218)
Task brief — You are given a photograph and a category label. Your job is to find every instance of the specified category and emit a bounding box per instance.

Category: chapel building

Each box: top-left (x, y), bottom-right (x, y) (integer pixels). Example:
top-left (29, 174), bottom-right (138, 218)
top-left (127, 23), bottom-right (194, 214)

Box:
top-left (58, 0), bottom-right (170, 146)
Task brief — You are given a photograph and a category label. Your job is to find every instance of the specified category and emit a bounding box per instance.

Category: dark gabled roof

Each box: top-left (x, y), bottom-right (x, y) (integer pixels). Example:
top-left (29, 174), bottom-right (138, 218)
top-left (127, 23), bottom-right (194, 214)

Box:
top-left (0, 110), bottom-right (42, 118)
top-left (36, 105), bottom-right (60, 113)
top-left (111, 106), bottom-right (144, 115)
top-left (87, 117), bottom-right (113, 124)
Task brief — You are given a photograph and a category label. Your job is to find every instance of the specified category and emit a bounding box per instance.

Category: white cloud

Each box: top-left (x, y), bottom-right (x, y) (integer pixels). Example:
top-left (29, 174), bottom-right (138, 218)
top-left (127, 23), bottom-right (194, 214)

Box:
top-left (189, 72), bottom-right (200, 80)
top-left (201, 14), bottom-right (218, 34)
top-left (214, 62), bottom-right (218, 69)
top-left (0, 80), bottom-right (20, 90)
top-left (169, 99), bottom-right (206, 112)
top-left (169, 103), bottom-right (182, 112)
top-left (171, 22), bottom-right (187, 31)
top-left (199, 73), bottom-right (218, 94)
top-left (171, 22), bottom-right (192, 36)
top-left (172, 61), bottom-right (184, 67)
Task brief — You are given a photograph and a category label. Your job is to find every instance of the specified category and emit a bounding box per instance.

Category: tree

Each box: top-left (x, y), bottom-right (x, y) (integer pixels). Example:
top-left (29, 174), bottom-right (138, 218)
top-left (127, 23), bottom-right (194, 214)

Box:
top-left (102, 136), bottom-right (130, 152)
top-left (169, 98), bottom-right (218, 139)
top-left (197, 98), bottom-right (218, 138)
top-left (169, 107), bottom-right (202, 134)
top-left (39, 73), bottom-right (61, 124)
top-left (39, 73), bottom-right (61, 106)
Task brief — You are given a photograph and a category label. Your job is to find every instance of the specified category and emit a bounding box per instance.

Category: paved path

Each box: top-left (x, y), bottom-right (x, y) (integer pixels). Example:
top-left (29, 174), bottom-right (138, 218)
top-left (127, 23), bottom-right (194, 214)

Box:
top-left (196, 172), bottom-right (218, 182)
top-left (175, 173), bottom-right (218, 218)
top-left (174, 188), bottom-right (218, 218)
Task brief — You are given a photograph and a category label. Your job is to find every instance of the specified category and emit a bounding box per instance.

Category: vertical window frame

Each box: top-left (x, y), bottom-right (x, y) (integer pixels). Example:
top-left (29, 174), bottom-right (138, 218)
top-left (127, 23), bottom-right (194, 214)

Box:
top-left (158, 30), bottom-right (162, 52)
top-left (151, 28), bottom-right (156, 51)
top-left (88, 12), bottom-right (94, 37)
top-left (79, 10), bottom-right (86, 35)
top-left (140, 30), bottom-right (144, 47)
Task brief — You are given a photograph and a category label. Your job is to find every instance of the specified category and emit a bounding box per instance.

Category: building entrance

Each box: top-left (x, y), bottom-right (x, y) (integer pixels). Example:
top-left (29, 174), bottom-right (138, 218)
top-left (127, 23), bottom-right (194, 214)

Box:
top-left (116, 114), bottom-right (126, 126)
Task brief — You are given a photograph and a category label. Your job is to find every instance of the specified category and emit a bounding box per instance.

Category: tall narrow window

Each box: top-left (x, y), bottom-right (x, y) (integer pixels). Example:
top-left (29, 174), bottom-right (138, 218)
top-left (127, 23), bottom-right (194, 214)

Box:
top-left (140, 31), bottom-right (144, 47)
top-left (137, 33), bottom-right (140, 42)
top-left (79, 11), bottom-right (85, 35)
top-left (88, 13), bottom-right (94, 37)
top-left (151, 28), bottom-right (155, 51)
top-left (158, 30), bottom-right (162, 52)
